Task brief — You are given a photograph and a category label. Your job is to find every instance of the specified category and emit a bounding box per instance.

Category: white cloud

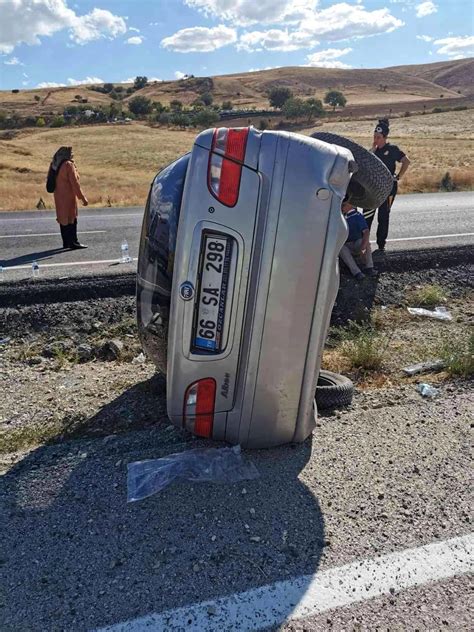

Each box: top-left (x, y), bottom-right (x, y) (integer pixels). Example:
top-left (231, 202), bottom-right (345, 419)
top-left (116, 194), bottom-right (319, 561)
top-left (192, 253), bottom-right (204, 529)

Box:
top-left (433, 35), bottom-right (474, 58)
top-left (22, 81), bottom-right (29, 86)
top-left (161, 25), bottom-right (237, 52)
top-left (185, 0), bottom-right (319, 27)
top-left (416, 34), bottom-right (433, 42)
top-left (67, 76), bottom-right (104, 85)
top-left (23, 72), bottom-right (29, 78)
top-left (415, 2), bottom-right (437, 18)
top-left (238, 29), bottom-right (319, 52)
top-left (306, 47), bottom-right (352, 68)
top-left (238, 4), bottom-right (403, 51)
top-left (126, 36), bottom-right (143, 45)
top-left (174, 71), bottom-right (187, 79)
top-left (37, 81), bottom-right (66, 88)
top-left (4, 56), bottom-right (23, 65)
top-left (128, 27), bottom-right (140, 33)
top-left (0, 1), bottom-right (126, 53)
top-left (148, 77), bottom-right (163, 82)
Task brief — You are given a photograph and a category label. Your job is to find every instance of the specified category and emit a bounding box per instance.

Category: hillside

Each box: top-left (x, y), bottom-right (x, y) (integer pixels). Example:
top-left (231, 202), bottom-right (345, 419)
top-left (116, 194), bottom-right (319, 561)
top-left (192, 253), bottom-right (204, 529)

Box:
top-left (1, 59), bottom-right (472, 118)
top-left (389, 58), bottom-right (474, 96)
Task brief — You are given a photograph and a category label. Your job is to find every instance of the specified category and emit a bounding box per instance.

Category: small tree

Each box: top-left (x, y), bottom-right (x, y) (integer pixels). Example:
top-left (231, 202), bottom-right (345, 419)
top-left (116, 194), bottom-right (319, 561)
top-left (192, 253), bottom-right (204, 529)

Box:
top-left (201, 92), bottom-right (213, 106)
top-left (324, 90), bottom-right (347, 111)
top-left (134, 76), bottom-right (148, 90)
top-left (222, 100), bottom-right (233, 110)
top-left (103, 83), bottom-right (114, 93)
top-left (128, 95), bottom-right (152, 116)
top-left (170, 99), bottom-right (183, 112)
top-left (282, 97), bottom-right (309, 120)
top-left (194, 108), bottom-right (219, 128)
top-left (306, 98), bottom-right (325, 120)
top-left (268, 87), bottom-right (293, 109)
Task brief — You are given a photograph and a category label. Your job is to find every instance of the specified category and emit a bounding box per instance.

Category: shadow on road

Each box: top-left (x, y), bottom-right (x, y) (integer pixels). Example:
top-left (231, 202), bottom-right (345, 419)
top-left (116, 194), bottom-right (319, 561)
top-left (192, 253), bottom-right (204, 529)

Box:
top-left (1, 390), bottom-right (325, 631)
top-left (1, 247), bottom-right (65, 268)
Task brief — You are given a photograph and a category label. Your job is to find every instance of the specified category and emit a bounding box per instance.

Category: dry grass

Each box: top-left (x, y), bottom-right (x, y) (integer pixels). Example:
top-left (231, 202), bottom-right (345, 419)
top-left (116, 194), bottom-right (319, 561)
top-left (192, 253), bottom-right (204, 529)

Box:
top-left (304, 109), bottom-right (474, 193)
top-left (0, 124), bottom-right (196, 211)
top-left (1, 108), bottom-right (472, 211)
top-left (406, 284), bottom-right (448, 308)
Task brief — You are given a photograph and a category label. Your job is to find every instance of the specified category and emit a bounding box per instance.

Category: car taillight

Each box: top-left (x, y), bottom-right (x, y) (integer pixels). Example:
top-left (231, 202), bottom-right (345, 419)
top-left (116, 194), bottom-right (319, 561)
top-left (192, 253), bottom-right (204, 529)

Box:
top-left (208, 127), bottom-right (249, 207)
top-left (184, 378), bottom-right (216, 437)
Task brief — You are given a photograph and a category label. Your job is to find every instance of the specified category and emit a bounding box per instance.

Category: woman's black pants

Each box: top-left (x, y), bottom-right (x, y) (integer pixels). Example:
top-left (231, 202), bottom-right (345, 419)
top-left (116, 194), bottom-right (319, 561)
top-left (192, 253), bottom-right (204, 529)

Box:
top-left (60, 220), bottom-right (78, 248)
top-left (363, 181), bottom-right (398, 250)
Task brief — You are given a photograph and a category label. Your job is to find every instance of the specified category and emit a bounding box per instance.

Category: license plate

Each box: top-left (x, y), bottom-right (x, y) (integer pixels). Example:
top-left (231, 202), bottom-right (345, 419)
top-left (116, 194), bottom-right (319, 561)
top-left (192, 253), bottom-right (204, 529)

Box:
top-left (194, 234), bottom-right (232, 352)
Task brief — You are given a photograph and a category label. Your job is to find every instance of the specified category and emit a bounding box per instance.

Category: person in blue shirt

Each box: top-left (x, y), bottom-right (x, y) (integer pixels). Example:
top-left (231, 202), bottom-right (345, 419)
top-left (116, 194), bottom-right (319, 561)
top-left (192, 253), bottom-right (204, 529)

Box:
top-left (340, 200), bottom-right (377, 280)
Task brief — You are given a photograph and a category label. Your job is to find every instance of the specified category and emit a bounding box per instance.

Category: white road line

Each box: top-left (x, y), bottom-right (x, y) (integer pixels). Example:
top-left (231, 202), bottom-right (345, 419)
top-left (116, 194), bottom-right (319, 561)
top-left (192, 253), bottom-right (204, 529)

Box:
top-left (98, 533), bottom-right (473, 632)
top-left (5, 257), bottom-right (137, 270)
top-left (0, 231), bottom-right (106, 239)
top-left (386, 232), bottom-right (474, 242)
top-left (0, 212), bottom-right (142, 222)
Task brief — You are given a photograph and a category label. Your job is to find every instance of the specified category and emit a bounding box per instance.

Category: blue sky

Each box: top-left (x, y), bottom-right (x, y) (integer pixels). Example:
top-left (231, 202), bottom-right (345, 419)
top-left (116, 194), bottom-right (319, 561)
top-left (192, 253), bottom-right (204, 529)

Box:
top-left (0, 0), bottom-right (472, 89)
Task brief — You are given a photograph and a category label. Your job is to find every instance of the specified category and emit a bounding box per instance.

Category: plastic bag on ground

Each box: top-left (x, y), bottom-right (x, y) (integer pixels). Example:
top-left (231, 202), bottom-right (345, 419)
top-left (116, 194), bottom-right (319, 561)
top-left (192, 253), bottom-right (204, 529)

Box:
top-left (407, 306), bottom-right (452, 321)
top-left (417, 383), bottom-right (440, 398)
top-left (127, 445), bottom-right (260, 502)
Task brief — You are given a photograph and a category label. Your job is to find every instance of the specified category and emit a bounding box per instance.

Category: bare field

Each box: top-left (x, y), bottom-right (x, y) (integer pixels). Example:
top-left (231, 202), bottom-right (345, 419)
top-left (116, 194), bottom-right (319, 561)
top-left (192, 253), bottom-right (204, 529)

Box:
top-left (0, 109), bottom-right (472, 211)
top-left (0, 124), bottom-right (196, 211)
top-left (304, 108), bottom-right (474, 193)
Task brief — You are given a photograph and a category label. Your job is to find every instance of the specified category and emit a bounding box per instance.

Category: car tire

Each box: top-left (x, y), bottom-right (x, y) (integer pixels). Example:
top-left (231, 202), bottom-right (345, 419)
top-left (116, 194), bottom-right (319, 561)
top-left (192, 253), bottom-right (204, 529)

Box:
top-left (315, 370), bottom-right (354, 410)
top-left (310, 132), bottom-right (394, 209)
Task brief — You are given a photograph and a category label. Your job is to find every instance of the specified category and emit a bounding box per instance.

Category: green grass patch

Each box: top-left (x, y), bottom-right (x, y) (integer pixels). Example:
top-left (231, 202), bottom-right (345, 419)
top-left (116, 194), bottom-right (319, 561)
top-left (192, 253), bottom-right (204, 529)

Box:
top-left (333, 322), bottom-right (390, 371)
top-left (406, 284), bottom-right (448, 308)
top-left (439, 332), bottom-right (474, 377)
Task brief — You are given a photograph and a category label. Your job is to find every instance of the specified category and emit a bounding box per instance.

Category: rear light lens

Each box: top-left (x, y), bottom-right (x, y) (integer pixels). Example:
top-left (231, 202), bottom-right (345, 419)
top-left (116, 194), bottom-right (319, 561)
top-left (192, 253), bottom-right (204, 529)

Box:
top-left (208, 127), bottom-right (249, 207)
top-left (184, 378), bottom-right (216, 437)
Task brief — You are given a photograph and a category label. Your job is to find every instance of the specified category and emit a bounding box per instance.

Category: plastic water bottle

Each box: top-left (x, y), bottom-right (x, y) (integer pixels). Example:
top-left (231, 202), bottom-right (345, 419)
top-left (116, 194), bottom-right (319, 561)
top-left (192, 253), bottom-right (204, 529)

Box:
top-left (32, 261), bottom-right (40, 277)
top-left (121, 240), bottom-right (131, 263)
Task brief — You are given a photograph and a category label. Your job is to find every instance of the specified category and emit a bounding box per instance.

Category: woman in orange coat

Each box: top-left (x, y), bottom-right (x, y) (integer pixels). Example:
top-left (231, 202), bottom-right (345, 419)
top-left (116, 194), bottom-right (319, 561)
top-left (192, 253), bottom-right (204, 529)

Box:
top-left (48, 146), bottom-right (89, 249)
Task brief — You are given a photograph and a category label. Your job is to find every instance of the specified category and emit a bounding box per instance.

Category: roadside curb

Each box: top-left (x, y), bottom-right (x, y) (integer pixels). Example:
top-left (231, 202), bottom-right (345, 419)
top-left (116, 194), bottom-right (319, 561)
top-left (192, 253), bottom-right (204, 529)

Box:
top-left (0, 245), bottom-right (472, 309)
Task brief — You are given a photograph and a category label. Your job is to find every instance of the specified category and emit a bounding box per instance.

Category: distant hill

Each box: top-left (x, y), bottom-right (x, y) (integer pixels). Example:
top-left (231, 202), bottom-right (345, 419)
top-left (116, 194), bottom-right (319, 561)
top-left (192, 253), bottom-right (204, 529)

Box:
top-left (0, 58), bottom-right (472, 118)
top-left (389, 58), bottom-right (474, 96)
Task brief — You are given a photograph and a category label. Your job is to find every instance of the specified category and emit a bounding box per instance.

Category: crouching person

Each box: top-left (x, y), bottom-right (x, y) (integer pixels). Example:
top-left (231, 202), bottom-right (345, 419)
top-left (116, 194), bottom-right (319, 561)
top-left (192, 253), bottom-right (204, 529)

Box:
top-left (340, 200), bottom-right (377, 280)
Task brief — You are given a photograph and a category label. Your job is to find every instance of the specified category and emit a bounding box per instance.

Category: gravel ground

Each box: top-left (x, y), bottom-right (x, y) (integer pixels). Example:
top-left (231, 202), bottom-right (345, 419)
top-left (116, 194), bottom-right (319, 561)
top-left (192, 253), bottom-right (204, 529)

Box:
top-left (0, 261), bottom-right (472, 630)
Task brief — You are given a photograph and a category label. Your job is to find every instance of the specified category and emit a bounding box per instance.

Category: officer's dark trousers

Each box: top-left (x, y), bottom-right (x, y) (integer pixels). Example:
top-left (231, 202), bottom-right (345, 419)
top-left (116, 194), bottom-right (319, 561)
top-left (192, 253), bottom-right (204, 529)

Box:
top-left (60, 219), bottom-right (78, 248)
top-left (363, 181), bottom-right (398, 250)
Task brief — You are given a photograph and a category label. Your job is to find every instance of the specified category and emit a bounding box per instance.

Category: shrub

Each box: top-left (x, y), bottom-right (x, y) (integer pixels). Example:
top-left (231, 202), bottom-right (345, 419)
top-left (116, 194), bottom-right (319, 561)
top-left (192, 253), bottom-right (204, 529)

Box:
top-left (440, 171), bottom-right (456, 192)
top-left (157, 112), bottom-right (171, 126)
top-left (128, 95), bottom-right (152, 116)
top-left (200, 92), bottom-right (213, 106)
top-left (404, 111), bottom-right (411, 117)
top-left (36, 117), bottom-right (46, 127)
top-left (103, 83), bottom-right (114, 93)
top-left (258, 119), bottom-right (268, 130)
top-left (171, 112), bottom-right (191, 128)
top-left (126, 87), bottom-right (135, 94)
top-left (194, 108), bottom-right (219, 128)
top-left (34, 95), bottom-right (41, 102)
top-left (170, 99), bottom-right (183, 112)
top-left (51, 115), bottom-right (65, 128)
top-left (432, 107), bottom-right (444, 113)
top-left (11, 89), bottom-right (19, 94)
top-left (453, 105), bottom-right (468, 111)
top-left (222, 100), bottom-right (233, 110)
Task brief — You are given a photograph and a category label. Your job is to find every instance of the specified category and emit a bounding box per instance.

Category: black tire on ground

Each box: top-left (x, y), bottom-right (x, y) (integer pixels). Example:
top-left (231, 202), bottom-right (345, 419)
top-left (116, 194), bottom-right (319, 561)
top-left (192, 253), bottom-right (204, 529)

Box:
top-left (310, 132), bottom-right (394, 209)
top-left (315, 370), bottom-right (354, 410)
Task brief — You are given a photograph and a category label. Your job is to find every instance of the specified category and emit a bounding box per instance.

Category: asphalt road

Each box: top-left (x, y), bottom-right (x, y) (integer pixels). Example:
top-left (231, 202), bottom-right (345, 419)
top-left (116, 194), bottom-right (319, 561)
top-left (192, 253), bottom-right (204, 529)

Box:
top-left (0, 191), bottom-right (473, 281)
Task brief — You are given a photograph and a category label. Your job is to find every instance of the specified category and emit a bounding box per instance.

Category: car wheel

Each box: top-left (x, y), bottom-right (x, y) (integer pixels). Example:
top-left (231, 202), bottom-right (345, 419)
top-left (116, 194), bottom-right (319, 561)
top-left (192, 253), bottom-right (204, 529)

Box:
top-left (315, 370), bottom-right (354, 410)
top-left (310, 132), bottom-right (394, 209)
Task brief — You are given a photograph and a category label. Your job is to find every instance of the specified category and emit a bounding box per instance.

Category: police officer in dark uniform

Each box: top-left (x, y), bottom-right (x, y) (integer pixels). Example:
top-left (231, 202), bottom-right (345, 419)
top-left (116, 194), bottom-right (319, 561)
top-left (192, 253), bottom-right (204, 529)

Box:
top-left (363, 119), bottom-right (410, 252)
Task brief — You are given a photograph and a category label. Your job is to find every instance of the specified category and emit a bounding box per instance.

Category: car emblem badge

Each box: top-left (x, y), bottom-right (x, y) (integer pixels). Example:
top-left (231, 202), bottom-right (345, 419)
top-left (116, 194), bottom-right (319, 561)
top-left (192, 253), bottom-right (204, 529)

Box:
top-left (180, 281), bottom-right (194, 301)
